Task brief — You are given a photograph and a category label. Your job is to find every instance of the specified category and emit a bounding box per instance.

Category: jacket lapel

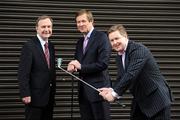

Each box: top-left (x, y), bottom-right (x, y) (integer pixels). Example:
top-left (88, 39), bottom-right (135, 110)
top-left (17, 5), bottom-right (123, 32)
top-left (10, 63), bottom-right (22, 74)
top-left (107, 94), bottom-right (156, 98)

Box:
top-left (33, 37), bottom-right (49, 68)
top-left (48, 42), bottom-right (54, 69)
top-left (78, 37), bottom-right (84, 62)
top-left (82, 29), bottom-right (96, 57)
top-left (124, 40), bottom-right (132, 71)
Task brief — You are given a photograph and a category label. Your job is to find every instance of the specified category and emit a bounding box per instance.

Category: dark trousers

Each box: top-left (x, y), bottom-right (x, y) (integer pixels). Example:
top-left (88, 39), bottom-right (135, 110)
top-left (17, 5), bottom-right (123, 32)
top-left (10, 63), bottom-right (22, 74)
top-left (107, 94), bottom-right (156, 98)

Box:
top-left (131, 102), bottom-right (171, 120)
top-left (78, 82), bottom-right (111, 120)
top-left (25, 102), bottom-right (54, 120)
top-left (79, 99), bottom-right (111, 120)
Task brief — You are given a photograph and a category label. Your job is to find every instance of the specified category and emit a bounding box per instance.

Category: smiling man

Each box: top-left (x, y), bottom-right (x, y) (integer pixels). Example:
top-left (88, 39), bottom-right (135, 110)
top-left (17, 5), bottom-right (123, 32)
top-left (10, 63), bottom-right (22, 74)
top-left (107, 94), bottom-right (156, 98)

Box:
top-left (18, 15), bottom-right (56, 120)
top-left (99, 24), bottom-right (173, 120)
top-left (67, 9), bottom-right (111, 120)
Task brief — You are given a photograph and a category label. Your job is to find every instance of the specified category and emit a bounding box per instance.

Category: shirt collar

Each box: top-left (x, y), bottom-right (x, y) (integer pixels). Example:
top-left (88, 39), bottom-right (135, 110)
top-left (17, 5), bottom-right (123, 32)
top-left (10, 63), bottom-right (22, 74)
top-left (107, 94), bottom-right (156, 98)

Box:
top-left (37, 34), bottom-right (48, 46)
top-left (84, 27), bottom-right (94, 39)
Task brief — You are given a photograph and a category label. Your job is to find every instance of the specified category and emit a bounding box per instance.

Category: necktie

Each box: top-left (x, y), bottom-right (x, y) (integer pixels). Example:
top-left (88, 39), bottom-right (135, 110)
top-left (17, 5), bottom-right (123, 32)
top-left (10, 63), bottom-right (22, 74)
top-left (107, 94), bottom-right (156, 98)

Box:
top-left (116, 55), bottom-right (125, 76)
top-left (118, 52), bottom-right (125, 69)
top-left (119, 55), bottom-right (125, 69)
top-left (83, 36), bottom-right (89, 54)
top-left (44, 42), bottom-right (50, 68)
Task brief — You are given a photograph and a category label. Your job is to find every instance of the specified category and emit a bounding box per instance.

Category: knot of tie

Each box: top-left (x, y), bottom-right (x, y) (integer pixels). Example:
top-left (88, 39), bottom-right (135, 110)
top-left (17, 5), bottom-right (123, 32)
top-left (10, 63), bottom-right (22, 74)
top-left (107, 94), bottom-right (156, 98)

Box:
top-left (44, 42), bottom-right (48, 49)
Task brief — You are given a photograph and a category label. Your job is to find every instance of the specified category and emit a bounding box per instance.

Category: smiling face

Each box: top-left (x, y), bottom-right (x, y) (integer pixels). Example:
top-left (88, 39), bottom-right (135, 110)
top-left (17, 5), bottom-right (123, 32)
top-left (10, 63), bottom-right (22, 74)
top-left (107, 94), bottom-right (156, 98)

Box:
top-left (76, 13), bottom-right (93, 35)
top-left (108, 30), bottom-right (128, 53)
top-left (36, 18), bottom-right (52, 41)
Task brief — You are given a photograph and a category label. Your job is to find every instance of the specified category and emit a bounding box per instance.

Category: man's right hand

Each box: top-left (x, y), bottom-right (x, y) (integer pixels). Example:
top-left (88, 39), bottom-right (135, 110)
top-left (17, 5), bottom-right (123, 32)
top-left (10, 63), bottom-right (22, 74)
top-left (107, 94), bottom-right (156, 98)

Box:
top-left (67, 60), bottom-right (77, 72)
top-left (99, 88), bottom-right (115, 102)
top-left (22, 96), bottom-right (31, 104)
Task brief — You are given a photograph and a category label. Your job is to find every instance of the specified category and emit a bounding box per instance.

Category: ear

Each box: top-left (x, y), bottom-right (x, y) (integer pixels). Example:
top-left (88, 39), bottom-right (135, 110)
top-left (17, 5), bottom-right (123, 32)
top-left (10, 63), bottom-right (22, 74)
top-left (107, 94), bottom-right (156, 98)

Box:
top-left (35, 26), bottom-right (38, 31)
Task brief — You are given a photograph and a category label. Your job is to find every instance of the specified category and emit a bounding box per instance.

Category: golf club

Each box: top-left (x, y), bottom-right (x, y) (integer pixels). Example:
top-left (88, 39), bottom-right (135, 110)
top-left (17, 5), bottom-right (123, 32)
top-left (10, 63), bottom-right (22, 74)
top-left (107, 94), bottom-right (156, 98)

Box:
top-left (57, 58), bottom-right (126, 108)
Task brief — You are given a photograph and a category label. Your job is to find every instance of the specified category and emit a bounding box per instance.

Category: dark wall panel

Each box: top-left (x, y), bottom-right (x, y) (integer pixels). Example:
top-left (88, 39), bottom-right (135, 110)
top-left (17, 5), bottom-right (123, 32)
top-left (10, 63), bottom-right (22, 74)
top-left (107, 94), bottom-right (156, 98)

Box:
top-left (0, 0), bottom-right (180, 119)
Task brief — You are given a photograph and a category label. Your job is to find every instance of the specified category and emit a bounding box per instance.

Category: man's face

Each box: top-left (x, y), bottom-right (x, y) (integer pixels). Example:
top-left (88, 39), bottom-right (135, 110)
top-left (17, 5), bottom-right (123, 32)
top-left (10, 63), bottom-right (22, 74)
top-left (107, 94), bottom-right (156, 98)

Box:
top-left (76, 14), bottom-right (93, 34)
top-left (36, 18), bottom-right (52, 41)
top-left (108, 30), bottom-right (127, 52)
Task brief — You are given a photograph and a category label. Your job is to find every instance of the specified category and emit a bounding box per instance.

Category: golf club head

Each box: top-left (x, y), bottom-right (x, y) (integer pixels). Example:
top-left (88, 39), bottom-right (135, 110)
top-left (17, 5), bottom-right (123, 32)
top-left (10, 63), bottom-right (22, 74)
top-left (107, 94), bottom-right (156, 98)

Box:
top-left (57, 58), bottom-right (62, 68)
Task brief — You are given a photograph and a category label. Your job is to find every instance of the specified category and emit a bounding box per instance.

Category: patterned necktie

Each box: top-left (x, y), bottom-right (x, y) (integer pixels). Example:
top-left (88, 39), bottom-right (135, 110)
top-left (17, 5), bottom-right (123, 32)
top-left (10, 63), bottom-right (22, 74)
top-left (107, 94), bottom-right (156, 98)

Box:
top-left (44, 42), bottom-right (50, 68)
top-left (83, 36), bottom-right (89, 54)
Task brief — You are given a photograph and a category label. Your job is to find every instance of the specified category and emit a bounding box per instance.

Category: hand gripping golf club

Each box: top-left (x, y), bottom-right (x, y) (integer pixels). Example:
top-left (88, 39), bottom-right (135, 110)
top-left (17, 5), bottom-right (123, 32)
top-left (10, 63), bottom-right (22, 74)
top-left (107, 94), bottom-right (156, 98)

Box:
top-left (57, 58), bottom-right (99, 92)
top-left (57, 58), bottom-right (126, 108)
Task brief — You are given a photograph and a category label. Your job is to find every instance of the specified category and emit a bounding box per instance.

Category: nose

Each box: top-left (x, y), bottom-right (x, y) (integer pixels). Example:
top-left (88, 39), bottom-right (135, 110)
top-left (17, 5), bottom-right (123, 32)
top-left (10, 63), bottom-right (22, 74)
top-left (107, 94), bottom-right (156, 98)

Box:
top-left (78, 21), bottom-right (84, 26)
top-left (44, 27), bottom-right (49, 32)
top-left (79, 23), bottom-right (82, 27)
top-left (44, 26), bottom-right (47, 30)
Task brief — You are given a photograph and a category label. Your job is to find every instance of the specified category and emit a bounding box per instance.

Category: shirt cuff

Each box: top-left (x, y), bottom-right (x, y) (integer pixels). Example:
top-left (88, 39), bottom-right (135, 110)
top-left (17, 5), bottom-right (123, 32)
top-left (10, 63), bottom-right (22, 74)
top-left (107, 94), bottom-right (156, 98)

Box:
top-left (111, 88), bottom-right (121, 99)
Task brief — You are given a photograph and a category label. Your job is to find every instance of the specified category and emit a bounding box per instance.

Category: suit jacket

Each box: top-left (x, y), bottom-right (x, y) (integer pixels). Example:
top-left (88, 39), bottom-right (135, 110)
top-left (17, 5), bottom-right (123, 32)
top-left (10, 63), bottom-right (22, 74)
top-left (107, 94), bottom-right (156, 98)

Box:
top-left (114, 40), bottom-right (173, 117)
top-left (18, 36), bottom-right (56, 107)
top-left (75, 29), bottom-right (111, 102)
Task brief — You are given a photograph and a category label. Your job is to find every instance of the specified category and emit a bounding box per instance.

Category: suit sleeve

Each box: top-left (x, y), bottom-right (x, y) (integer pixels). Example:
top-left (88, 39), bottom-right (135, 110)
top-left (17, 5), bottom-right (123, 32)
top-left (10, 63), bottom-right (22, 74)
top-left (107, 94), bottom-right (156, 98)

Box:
top-left (18, 42), bottom-right (32, 98)
top-left (114, 45), bottom-right (150, 96)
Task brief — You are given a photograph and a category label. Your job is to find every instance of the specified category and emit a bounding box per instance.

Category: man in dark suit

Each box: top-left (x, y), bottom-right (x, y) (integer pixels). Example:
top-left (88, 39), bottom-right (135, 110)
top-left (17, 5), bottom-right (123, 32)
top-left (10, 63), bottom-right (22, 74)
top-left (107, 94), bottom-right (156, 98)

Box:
top-left (18, 15), bottom-right (56, 120)
top-left (67, 9), bottom-right (111, 120)
top-left (99, 24), bottom-right (173, 120)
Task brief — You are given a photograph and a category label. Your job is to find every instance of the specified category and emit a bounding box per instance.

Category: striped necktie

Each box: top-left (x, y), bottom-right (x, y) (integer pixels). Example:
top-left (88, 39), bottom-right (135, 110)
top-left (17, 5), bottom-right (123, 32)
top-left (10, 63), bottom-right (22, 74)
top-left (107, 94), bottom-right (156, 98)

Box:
top-left (44, 42), bottom-right (50, 68)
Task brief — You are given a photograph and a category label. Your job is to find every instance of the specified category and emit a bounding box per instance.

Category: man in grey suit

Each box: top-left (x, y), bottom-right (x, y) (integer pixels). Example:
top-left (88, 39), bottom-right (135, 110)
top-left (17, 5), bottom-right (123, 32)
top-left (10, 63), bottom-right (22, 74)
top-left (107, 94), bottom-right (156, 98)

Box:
top-left (67, 9), bottom-right (111, 120)
top-left (99, 24), bottom-right (173, 120)
top-left (18, 15), bottom-right (56, 120)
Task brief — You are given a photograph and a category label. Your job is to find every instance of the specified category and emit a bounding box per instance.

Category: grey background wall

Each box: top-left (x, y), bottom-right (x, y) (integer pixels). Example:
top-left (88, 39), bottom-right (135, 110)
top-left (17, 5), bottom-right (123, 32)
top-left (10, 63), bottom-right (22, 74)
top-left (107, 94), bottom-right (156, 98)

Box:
top-left (0, 0), bottom-right (180, 119)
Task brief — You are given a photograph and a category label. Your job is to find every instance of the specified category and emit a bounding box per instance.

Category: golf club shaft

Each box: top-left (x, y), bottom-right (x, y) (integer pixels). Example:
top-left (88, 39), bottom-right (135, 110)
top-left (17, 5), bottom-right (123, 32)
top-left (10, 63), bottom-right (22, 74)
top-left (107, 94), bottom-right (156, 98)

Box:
top-left (58, 65), bottom-right (126, 107)
top-left (58, 66), bottom-right (99, 92)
